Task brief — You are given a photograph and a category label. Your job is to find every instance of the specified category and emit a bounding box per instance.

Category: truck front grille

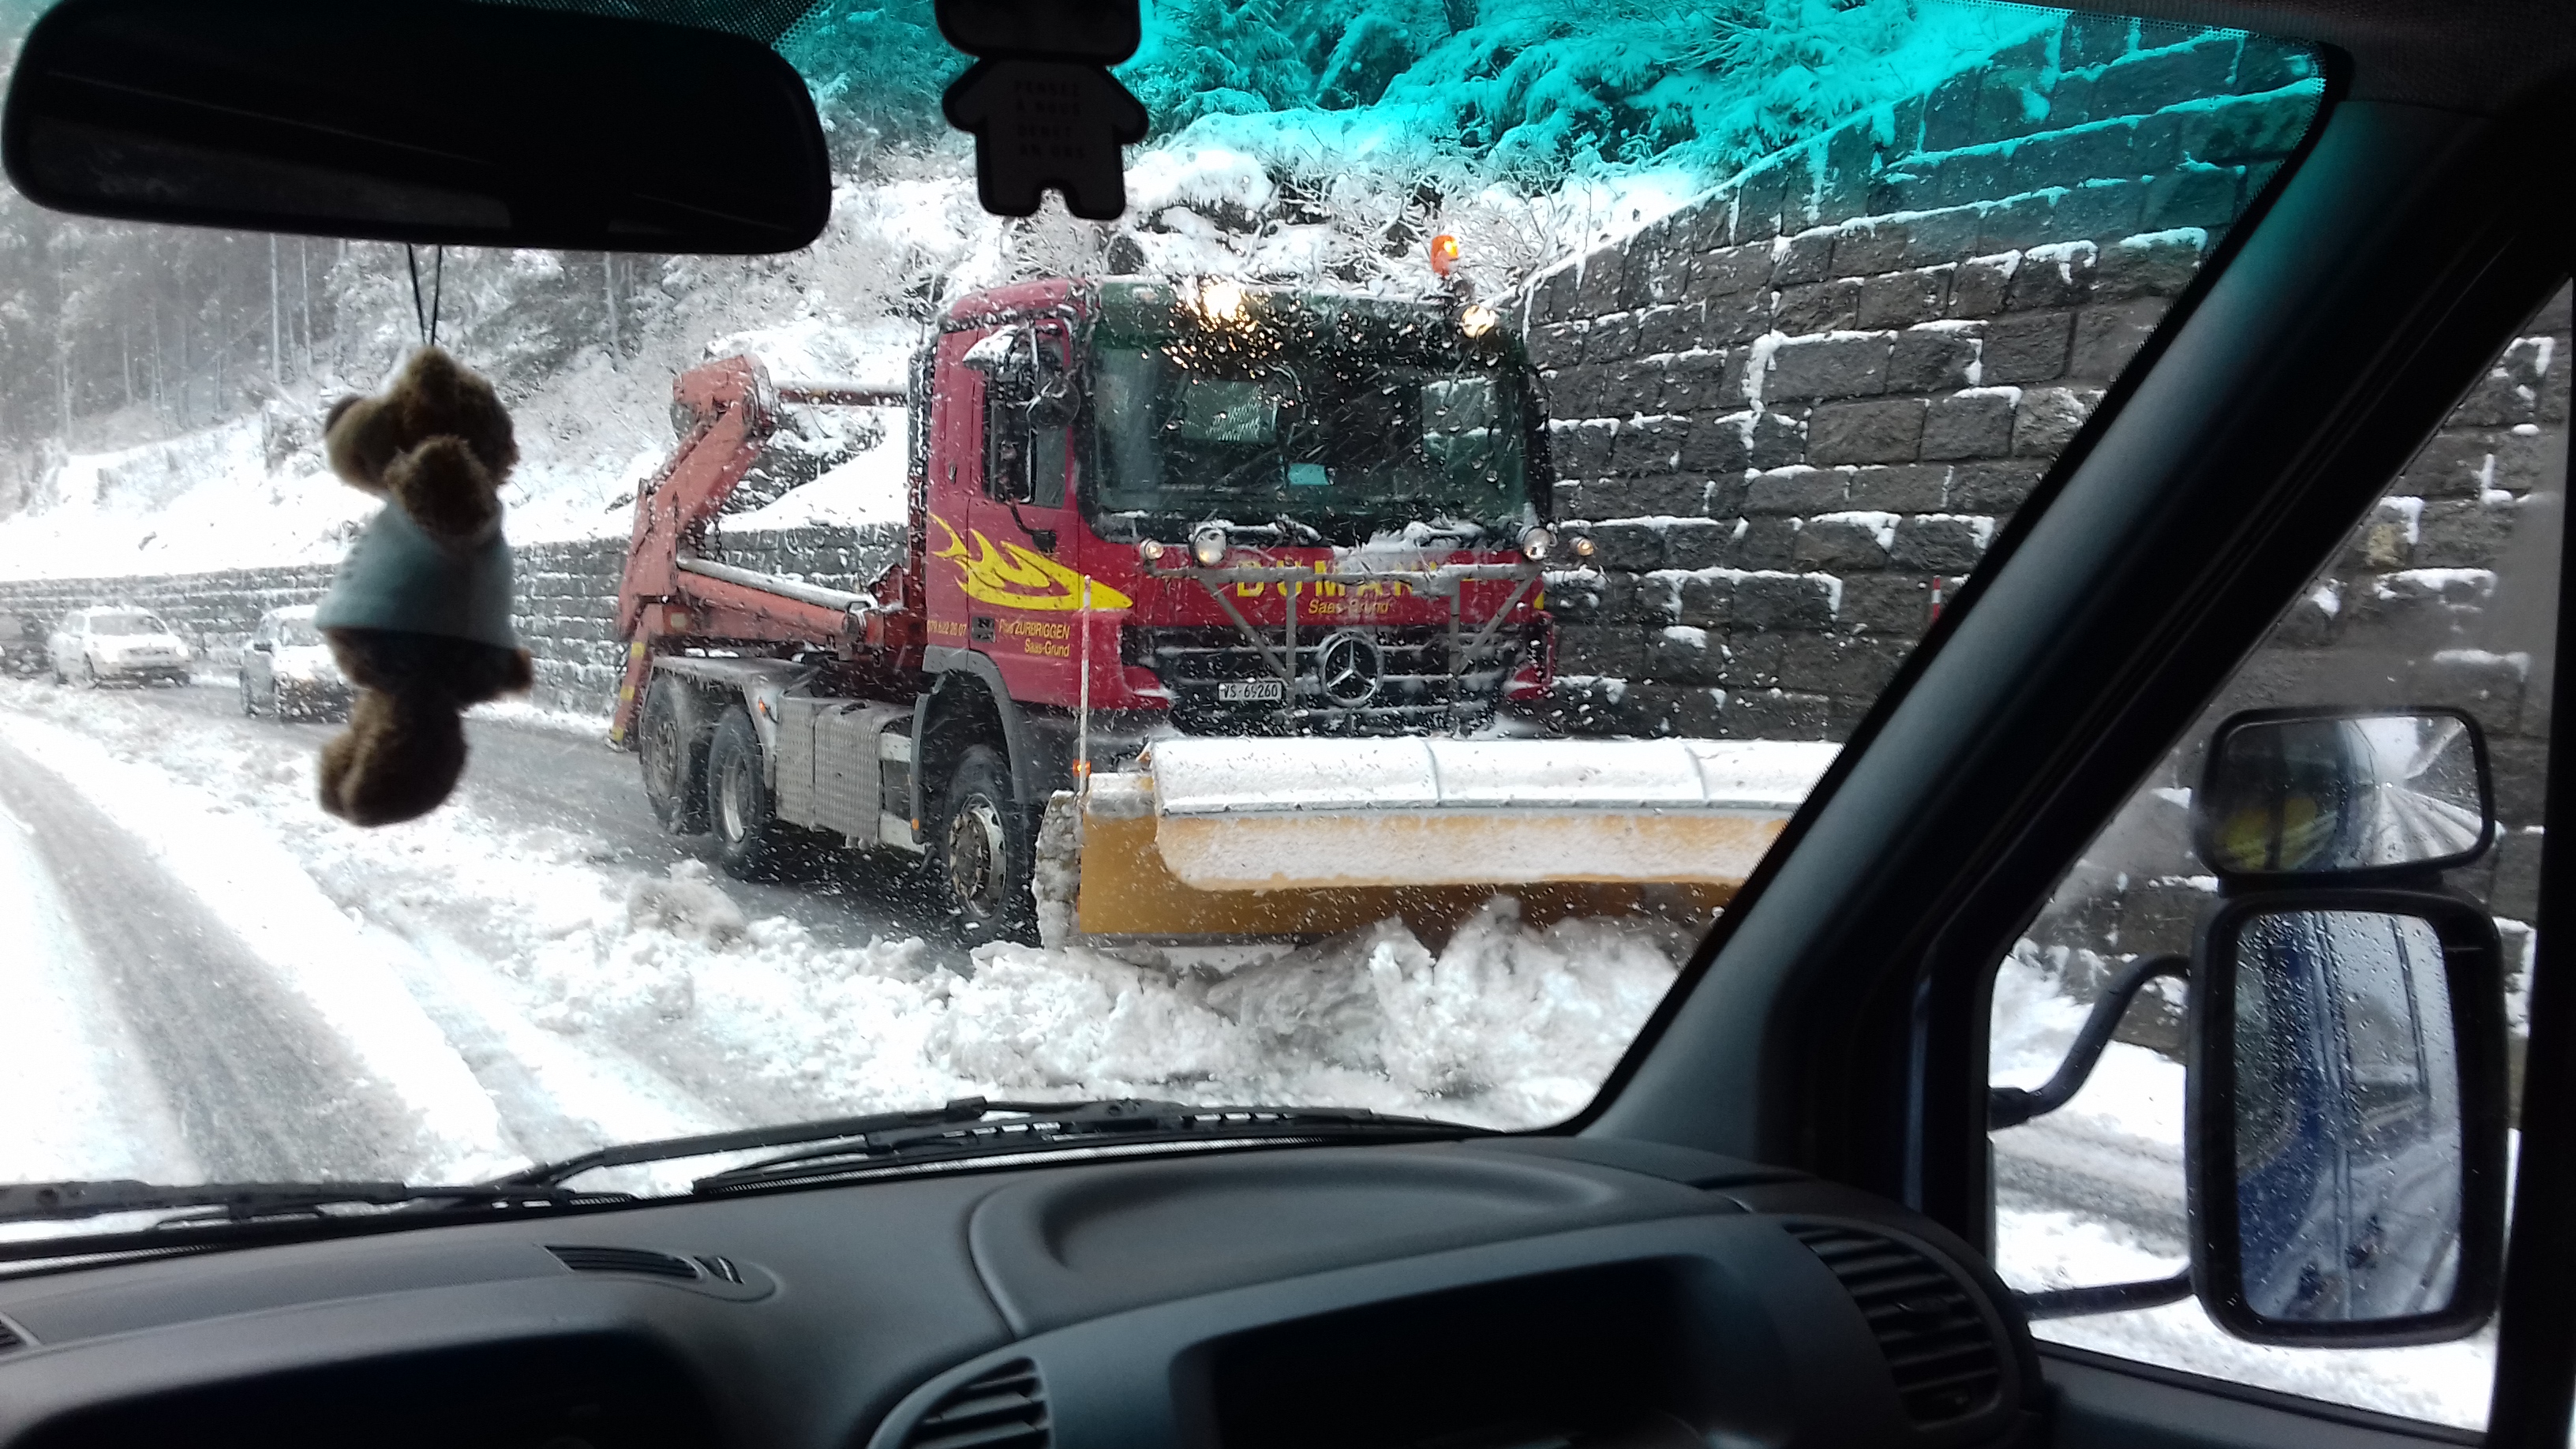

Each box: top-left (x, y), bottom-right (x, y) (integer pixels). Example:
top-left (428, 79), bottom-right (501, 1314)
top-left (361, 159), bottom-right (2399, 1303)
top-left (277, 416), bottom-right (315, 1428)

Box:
top-left (1128, 624), bottom-right (1529, 736)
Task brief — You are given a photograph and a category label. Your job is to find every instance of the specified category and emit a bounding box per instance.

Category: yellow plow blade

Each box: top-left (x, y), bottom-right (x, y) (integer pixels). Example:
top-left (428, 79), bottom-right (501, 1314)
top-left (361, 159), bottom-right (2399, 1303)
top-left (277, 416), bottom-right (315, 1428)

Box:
top-left (1041, 737), bottom-right (1837, 945)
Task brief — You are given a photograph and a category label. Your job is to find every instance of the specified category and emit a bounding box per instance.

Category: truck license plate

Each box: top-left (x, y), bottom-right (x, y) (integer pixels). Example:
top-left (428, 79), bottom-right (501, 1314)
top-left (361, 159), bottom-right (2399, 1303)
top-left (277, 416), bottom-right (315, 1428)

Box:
top-left (1217, 680), bottom-right (1285, 702)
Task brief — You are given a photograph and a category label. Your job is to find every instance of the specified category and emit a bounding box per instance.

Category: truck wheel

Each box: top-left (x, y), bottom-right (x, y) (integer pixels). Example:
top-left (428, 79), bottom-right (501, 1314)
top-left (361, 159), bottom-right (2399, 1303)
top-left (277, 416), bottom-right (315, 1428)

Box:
top-left (706, 705), bottom-right (782, 880)
top-left (640, 679), bottom-right (710, 833)
top-left (937, 744), bottom-right (1037, 945)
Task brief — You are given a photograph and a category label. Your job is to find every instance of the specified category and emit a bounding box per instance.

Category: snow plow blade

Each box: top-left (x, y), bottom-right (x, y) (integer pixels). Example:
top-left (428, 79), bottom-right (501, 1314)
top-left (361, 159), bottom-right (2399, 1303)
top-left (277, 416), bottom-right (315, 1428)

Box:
top-left (1044, 737), bottom-right (1838, 944)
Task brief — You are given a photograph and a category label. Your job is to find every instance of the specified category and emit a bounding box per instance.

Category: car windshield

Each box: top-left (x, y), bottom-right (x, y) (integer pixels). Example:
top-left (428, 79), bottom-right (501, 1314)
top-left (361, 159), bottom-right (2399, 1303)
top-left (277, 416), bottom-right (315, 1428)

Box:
top-left (0, 0), bottom-right (2314, 1231)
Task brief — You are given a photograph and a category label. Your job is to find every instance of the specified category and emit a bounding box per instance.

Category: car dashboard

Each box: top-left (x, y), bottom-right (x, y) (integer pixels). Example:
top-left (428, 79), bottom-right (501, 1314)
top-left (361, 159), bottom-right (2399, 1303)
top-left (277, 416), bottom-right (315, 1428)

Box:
top-left (0, 1139), bottom-right (2039, 1449)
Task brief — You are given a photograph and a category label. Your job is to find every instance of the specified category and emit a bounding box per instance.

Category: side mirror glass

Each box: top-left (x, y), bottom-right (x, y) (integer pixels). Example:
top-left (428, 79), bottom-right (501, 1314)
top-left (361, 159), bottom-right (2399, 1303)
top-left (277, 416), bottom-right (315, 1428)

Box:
top-left (2197, 708), bottom-right (2492, 883)
top-left (2, 0), bottom-right (829, 252)
top-left (2188, 894), bottom-right (2508, 1344)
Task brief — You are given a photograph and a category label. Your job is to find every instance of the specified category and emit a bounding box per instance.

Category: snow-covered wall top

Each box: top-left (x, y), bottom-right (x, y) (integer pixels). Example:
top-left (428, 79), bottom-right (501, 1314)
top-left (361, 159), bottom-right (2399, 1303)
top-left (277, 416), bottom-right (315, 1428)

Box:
top-left (1517, 15), bottom-right (2325, 740)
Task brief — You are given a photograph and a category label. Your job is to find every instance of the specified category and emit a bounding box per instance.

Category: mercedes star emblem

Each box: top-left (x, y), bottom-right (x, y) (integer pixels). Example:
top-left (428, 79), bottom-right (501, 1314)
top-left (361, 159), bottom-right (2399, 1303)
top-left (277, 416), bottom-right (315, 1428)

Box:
top-left (1314, 631), bottom-right (1382, 706)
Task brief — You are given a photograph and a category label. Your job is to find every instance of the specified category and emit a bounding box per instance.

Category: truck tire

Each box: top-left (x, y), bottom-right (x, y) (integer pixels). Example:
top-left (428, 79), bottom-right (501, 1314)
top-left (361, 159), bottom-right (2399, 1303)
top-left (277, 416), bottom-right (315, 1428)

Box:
top-left (640, 678), bottom-right (710, 833)
top-left (706, 705), bottom-right (784, 880)
top-left (936, 743), bottom-right (1037, 945)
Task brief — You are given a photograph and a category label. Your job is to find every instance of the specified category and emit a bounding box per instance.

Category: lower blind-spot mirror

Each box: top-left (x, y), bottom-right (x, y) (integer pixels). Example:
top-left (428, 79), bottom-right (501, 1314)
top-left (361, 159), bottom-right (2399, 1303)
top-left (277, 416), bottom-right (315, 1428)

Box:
top-left (2190, 895), bottom-right (2508, 1345)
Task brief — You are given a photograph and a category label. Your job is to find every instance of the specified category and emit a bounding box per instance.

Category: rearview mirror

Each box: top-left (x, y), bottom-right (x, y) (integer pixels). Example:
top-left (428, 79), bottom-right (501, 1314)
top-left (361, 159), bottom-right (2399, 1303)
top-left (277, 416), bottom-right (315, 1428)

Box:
top-left (2188, 893), bottom-right (2509, 1345)
top-left (2197, 707), bottom-right (2492, 884)
top-left (2, 0), bottom-right (830, 252)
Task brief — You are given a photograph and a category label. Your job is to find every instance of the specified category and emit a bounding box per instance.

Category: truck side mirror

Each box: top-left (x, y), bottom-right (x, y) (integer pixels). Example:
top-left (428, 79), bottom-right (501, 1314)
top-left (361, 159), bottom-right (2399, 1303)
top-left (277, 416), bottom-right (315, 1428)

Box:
top-left (960, 324), bottom-right (1031, 376)
top-left (2184, 707), bottom-right (2510, 1346)
top-left (1026, 329), bottom-right (1078, 428)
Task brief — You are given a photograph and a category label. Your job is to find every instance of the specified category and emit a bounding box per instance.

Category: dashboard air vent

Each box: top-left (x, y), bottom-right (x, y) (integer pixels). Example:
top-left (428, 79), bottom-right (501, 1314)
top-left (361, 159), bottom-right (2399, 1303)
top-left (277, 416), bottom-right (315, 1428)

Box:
top-left (903, 1359), bottom-right (1049, 1449)
top-left (547, 1245), bottom-right (702, 1280)
top-left (1788, 1223), bottom-right (2001, 1428)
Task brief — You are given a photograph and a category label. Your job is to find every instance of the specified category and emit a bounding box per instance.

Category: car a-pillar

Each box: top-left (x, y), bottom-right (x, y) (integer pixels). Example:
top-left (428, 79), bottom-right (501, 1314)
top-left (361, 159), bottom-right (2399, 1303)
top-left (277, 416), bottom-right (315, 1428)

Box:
top-left (918, 656), bottom-right (1044, 945)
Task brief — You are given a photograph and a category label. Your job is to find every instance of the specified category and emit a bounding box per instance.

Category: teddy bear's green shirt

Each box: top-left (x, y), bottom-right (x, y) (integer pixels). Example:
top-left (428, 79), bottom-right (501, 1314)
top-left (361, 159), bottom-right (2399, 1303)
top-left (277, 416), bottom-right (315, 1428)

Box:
top-left (313, 503), bottom-right (522, 650)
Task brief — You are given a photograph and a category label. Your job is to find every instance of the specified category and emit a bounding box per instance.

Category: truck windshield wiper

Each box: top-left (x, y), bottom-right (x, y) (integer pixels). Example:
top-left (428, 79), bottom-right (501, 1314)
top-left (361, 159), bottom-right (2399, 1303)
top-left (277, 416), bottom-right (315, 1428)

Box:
top-left (687, 1098), bottom-right (1493, 1194)
top-left (0, 1178), bottom-right (593, 1226)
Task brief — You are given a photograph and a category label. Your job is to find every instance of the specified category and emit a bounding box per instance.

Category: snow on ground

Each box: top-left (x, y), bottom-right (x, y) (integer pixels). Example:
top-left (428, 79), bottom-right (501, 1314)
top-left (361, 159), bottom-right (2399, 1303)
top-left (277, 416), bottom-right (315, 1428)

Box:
top-left (0, 709), bottom-right (520, 1183)
top-left (0, 794), bottom-right (199, 1186)
top-left (0, 415), bottom-right (374, 578)
top-left (1990, 945), bottom-right (2497, 1428)
top-left (0, 679), bottom-right (1690, 1189)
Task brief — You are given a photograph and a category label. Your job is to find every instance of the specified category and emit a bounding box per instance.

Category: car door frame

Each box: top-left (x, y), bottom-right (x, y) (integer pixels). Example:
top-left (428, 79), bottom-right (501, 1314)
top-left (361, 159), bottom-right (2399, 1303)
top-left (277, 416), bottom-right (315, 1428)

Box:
top-left (1568, 49), bottom-right (2574, 1449)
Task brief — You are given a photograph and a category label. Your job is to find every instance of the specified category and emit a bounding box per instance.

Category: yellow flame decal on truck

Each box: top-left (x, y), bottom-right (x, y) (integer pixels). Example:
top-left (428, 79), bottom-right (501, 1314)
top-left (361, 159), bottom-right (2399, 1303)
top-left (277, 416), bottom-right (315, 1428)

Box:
top-left (931, 516), bottom-right (1133, 612)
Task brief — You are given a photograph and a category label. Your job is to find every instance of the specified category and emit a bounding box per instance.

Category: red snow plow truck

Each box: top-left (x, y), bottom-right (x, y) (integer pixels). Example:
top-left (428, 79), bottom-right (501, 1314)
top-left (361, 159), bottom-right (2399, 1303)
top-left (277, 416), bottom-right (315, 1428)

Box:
top-left (612, 276), bottom-right (1831, 945)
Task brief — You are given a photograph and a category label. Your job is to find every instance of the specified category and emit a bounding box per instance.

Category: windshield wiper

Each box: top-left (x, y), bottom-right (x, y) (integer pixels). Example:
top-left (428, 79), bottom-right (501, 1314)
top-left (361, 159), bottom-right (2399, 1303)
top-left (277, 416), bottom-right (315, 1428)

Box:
top-left (493, 1098), bottom-right (1487, 1196)
top-left (0, 1178), bottom-right (593, 1226)
top-left (491, 1096), bottom-right (1020, 1189)
top-left (687, 1099), bottom-right (1492, 1193)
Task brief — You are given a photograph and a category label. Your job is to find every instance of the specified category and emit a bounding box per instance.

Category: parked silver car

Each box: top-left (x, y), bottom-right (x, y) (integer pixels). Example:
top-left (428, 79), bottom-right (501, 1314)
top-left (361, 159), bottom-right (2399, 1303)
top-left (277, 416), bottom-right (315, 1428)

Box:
top-left (48, 606), bottom-right (192, 686)
top-left (239, 605), bottom-right (352, 721)
top-left (2, 612), bottom-right (48, 676)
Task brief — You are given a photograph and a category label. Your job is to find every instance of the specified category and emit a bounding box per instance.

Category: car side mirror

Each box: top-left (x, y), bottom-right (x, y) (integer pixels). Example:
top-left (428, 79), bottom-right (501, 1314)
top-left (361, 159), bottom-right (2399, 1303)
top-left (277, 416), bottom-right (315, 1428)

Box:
top-left (2183, 707), bottom-right (2510, 1346)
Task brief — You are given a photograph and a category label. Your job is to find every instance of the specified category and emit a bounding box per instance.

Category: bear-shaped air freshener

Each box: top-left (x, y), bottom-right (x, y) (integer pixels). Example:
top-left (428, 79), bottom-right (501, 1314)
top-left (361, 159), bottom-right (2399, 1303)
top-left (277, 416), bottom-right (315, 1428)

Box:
top-left (312, 346), bottom-right (534, 826)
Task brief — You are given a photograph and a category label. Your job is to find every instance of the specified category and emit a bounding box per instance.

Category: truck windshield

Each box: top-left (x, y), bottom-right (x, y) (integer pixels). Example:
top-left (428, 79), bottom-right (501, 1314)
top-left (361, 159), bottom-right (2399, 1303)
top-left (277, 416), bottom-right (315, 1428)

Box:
top-left (1086, 344), bottom-right (1527, 541)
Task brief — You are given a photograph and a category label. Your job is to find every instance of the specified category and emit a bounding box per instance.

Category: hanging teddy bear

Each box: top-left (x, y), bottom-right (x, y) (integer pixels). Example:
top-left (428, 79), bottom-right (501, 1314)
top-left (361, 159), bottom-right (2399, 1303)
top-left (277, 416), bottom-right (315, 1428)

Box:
top-left (311, 346), bottom-right (532, 826)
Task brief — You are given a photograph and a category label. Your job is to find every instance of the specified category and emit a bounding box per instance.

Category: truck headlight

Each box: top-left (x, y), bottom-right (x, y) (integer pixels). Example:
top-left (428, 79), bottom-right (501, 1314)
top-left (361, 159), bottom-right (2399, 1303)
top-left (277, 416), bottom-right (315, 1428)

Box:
top-left (1518, 525), bottom-right (1554, 562)
top-left (1196, 278), bottom-right (1246, 324)
top-left (1191, 525), bottom-right (1228, 568)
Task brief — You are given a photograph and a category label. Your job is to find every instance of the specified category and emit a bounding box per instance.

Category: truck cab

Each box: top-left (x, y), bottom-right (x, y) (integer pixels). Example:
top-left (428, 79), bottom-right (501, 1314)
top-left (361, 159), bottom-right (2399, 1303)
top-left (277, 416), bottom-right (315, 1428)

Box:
top-left (920, 275), bottom-right (1554, 739)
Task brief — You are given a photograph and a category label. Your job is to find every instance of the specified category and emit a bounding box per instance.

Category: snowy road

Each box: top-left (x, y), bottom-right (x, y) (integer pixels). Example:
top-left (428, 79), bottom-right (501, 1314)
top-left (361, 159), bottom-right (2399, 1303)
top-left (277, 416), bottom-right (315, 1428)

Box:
top-left (0, 739), bottom-right (421, 1181)
top-left (130, 680), bottom-right (959, 962)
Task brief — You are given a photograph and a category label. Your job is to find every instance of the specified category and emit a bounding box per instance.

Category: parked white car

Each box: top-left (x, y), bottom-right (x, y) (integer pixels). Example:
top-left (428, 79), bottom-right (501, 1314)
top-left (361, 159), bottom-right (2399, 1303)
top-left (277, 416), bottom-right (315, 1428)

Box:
top-left (239, 605), bottom-right (352, 720)
top-left (49, 606), bottom-right (192, 687)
